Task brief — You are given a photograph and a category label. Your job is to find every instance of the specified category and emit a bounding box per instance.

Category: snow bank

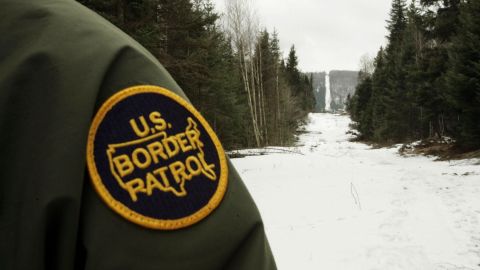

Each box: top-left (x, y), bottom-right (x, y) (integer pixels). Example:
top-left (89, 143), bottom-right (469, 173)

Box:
top-left (232, 113), bottom-right (480, 270)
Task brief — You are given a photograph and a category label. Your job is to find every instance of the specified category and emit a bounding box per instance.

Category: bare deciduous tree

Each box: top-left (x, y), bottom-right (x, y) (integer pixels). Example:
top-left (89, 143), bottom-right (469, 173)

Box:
top-left (224, 0), bottom-right (264, 147)
top-left (358, 53), bottom-right (375, 78)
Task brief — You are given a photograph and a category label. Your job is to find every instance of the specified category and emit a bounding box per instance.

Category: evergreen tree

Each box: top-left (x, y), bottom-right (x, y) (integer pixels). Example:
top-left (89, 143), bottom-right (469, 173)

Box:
top-left (370, 47), bottom-right (389, 141)
top-left (350, 75), bottom-right (374, 138)
top-left (78, 0), bottom-right (162, 51)
top-left (402, 1), bottom-right (425, 139)
top-left (445, 0), bottom-right (480, 148)
top-left (419, 0), bottom-right (461, 139)
top-left (382, 0), bottom-right (409, 142)
top-left (349, 0), bottom-right (479, 150)
top-left (286, 45), bottom-right (300, 94)
top-left (285, 45), bottom-right (315, 114)
top-left (386, 0), bottom-right (408, 55)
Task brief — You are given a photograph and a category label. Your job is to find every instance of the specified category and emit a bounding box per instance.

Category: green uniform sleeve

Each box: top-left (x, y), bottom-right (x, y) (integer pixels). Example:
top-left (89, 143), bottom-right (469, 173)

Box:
top-left (0, 1), bottom-right (276, 269)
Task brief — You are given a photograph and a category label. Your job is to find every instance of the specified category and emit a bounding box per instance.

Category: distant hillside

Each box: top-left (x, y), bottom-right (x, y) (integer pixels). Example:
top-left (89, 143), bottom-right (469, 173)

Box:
top-left (308, 70), bottom-right (358, 112)
top-left (308, 72), bottom-right (326, 112)
top-left (329, 70), bottom-right (358, 111)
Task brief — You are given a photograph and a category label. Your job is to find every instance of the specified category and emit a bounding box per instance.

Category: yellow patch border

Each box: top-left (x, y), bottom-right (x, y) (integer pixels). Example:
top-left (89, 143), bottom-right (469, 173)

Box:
top-left (86, 85), bottom-right (228, 230)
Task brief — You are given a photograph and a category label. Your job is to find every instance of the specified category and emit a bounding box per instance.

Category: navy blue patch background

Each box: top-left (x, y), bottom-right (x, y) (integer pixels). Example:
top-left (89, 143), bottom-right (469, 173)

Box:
top-left (93, 92), bottom-right (221, 220)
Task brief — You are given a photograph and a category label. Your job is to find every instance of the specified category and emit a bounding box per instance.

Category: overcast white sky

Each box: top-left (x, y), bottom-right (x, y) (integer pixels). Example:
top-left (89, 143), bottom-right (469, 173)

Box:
top-left (211, 0), bottom-right (392, 72)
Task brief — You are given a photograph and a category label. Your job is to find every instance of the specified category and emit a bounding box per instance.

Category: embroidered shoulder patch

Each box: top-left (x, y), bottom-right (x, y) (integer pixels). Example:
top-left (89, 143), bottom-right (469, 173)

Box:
top-left (86, 85), bottom-right (228, 230)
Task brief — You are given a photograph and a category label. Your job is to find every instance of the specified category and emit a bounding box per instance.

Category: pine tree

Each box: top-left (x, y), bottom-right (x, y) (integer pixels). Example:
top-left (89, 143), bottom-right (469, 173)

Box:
top-left (382, 0), bottom-right (409, 142)
top-left (269, 30), bottom-right (283, 144)
top-left (402, 1), bottom-right (426, 139)
top-left (386, 0), bottom-right (407, 57)
top-left (78, 0), bottom-right (162, 51)
top-left (370, 47), bottom-right (389, 141)
top-left (285, 45), bottom-right (315, 114)
top-left (351, 75), bottom-right (374, 138)
top-left (286, 45), bottom-right (300, 93)
top-left (445, 0), bottom-right (480, 149)
top-left (418, 0), bottom-right (461, 138)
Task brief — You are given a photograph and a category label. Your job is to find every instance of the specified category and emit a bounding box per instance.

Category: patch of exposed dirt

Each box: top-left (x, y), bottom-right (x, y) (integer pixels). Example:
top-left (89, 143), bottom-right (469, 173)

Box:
top-left (399, 140), bottom-right (480, 161)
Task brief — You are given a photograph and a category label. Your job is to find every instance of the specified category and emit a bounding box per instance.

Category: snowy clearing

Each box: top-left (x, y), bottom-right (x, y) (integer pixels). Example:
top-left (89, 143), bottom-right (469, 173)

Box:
top-left (231, 113), bottom-right (480, 270)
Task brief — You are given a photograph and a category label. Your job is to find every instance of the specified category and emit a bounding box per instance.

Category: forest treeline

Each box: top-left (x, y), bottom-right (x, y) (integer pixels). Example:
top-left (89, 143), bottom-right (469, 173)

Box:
top-left (347, 0), bottom-right (480, 149)
top-left (78, 0), bottom-right (315, 149)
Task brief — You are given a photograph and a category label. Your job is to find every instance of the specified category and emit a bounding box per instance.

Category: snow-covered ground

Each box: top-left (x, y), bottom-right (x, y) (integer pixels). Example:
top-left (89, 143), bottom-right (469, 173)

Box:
top-left (231, 113), bottom-right (480, 270)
